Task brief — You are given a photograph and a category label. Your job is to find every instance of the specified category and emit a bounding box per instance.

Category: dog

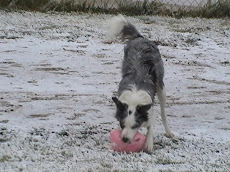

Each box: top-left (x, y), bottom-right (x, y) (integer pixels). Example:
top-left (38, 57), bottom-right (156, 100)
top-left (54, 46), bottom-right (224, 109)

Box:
top-left (106, 15), bottom-right (174, 153)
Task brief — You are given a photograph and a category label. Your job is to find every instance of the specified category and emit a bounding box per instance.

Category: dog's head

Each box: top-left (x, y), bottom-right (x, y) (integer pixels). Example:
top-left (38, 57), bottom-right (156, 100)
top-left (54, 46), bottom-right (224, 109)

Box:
top-left (112, 97), bottom-right (151, 143)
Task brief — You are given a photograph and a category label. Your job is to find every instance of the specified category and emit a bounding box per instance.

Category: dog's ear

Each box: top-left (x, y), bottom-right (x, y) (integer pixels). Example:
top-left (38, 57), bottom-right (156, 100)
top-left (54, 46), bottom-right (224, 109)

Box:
top-left (112, 97), bottom-right (126, 110)
top-left (136, 104), bottom-right (152, 113)
top-left (112, 97), bottom-right (120, 106)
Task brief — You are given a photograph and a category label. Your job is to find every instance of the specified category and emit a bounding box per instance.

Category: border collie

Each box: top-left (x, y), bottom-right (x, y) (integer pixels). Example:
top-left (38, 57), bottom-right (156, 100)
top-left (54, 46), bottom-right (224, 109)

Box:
top-left (106, 15), bottom-right (174, 153)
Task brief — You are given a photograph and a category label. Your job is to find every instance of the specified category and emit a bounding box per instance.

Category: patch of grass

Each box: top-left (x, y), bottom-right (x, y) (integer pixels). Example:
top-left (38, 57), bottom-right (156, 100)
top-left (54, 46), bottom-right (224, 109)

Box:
top-left (190, 0), bottom-right (230, 18)
top-left (156, 156), bottom-right (183, 165)
top-left (29, 113), bottom-right (52, 118)
top-left (174, 27), bottom-right (194, 33)
top-left (30, 128), bottom-right (46, 136)
top-left (137, 16), bottom-right (157, 24)
top-left (0, 0), bottom-right (229, 18)
top-left (0, 0), bottom-right (50, 11)
top-left (61, 150), bottom-right (73, 158)
top-left (116, 0), bottom-right (162, 16)
top-left (169, 0), bottom-right (230, 18)
top-left (101, 162), bottom-right (113, 168)
top-left (0, 138), bottom-right (8, 142)
top-left (185, 37), bottom-right (199, 46)
top-left (0, 120), bottom-right (9, 123)
top-left (0, 155), bottom-right (11, 162)
top-left (0, 127), bottom-right (11, 142)
top-left (220, 127), bottom-right (230, 130)
top-left (57, 130), bottom-right (69, 137)
top-left (210, 163), bottom-right (221, 168)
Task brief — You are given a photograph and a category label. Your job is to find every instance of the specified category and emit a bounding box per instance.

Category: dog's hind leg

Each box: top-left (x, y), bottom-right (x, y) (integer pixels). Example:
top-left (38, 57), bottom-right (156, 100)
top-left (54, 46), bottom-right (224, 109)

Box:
top-left (157, 82), bottom-right (174, 138)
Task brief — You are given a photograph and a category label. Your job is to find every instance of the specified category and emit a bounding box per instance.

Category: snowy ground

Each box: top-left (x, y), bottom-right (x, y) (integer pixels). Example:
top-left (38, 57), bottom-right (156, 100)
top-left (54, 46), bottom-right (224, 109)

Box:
top-left (0, 11), bottom-right (229, 171)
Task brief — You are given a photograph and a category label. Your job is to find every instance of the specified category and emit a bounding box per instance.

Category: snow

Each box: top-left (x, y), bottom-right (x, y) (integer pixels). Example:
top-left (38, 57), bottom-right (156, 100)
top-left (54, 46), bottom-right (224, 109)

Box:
top-left (0, 11), bottom-right (230, 171)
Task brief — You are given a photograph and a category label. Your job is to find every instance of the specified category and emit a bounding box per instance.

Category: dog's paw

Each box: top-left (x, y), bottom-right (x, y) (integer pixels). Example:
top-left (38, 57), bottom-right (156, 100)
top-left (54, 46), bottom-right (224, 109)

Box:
top-left (164, 132), bottom-right (174, 138)
top-left (144, 140), bottom-right (153, 153)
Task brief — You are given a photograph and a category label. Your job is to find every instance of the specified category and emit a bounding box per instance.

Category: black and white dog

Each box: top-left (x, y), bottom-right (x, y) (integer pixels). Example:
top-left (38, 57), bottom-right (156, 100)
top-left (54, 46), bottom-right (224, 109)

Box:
top-left (107, 15), bottom-right (174, 152)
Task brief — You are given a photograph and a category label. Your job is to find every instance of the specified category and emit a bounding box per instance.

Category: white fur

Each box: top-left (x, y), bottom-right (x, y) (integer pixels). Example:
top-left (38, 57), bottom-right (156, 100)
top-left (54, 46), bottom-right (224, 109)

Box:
top-left (117, 84), bottom-right (173, 152)
top-left (105, 14), bottom-right (128, 42)
top-left (118, 85), bottom-right (153, 141)
top-left (118, 85), bottom-right (152, 107)
top-left (122, 117), bottom-right (138, 140)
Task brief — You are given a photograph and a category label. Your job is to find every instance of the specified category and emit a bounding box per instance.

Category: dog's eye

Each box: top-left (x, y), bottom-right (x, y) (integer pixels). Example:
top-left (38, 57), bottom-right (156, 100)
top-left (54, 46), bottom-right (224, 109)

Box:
top-left (136, 104), bottom-right (152, 113)
top-left (131, 123), bottom-right (140, 129)
top-left (136, 106), bottom-right (142, 112)
top-left (128, 110), bottom-right (132, 115)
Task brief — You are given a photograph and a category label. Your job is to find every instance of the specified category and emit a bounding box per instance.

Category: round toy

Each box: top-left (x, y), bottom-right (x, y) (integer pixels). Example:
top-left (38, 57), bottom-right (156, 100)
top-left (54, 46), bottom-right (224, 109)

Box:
top-left (110, 129), bottom-right (146, 153)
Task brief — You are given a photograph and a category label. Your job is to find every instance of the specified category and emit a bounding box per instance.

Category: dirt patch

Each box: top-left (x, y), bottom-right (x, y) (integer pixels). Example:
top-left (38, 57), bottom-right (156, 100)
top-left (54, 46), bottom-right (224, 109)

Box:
top-left (28, 113), bottom-right (53, 118)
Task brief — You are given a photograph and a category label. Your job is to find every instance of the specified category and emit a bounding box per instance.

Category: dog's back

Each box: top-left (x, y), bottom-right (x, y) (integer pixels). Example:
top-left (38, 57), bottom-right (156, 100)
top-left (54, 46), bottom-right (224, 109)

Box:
top-left (105, 15), bottom-right (164, 100)
top-left (120, 37), bottom-right (164, 100)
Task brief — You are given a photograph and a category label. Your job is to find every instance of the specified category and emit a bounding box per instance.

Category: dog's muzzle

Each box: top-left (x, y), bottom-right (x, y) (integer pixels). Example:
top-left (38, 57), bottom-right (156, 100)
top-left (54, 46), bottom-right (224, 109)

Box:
top-left (122, 137), bottom-right (131, 143)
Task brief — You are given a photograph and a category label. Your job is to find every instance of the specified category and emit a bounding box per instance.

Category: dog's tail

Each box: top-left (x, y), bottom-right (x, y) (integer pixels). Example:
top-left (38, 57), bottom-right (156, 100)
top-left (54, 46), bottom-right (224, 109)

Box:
top-left (105, 14), bottom-right (142, 43)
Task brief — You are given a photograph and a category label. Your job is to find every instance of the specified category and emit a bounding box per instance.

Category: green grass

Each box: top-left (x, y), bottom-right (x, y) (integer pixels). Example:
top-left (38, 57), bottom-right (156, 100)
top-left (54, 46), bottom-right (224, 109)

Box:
top-left (0, 155), bottom-right (11, 162)
top-left (188, 0), bottom-right (230, 18)
top-left (0, 0), bottom-right (50, 11)
top-left (0, 138), bottom-right (8, 143)
top-left (0, 0), bottom-right (229, 18)
top-left (156, 156), bottom-right (183, 165)
top-left (0, 120), bottom-right (9, 123)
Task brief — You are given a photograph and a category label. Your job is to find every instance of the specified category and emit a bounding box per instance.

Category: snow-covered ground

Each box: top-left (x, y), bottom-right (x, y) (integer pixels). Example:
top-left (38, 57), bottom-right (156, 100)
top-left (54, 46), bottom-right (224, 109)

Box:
top-left (0, 11), bottom-right (229, 171)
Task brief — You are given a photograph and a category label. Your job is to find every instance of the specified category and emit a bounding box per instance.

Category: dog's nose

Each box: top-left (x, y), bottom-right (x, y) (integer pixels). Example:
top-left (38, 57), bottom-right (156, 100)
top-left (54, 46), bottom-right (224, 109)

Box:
top-left (122, 137), bottom-right (130, 143)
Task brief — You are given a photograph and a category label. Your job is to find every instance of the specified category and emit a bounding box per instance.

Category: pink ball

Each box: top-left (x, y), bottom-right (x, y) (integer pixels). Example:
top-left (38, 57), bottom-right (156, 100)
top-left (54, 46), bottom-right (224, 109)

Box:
top-left (110, 129), bottom-right (146, 153)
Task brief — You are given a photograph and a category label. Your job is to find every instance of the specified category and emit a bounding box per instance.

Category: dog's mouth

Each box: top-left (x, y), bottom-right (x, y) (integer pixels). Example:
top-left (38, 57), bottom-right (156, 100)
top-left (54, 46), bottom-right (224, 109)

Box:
top-left (121, 137), bottom-right (141, 144)
top-left (122, 132), bottom-right (141, 143)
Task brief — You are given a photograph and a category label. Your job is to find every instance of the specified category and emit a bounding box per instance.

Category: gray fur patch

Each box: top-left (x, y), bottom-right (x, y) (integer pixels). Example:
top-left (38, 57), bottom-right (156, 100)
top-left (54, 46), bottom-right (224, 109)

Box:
top-left (118, 37), bottom-right (164, 101)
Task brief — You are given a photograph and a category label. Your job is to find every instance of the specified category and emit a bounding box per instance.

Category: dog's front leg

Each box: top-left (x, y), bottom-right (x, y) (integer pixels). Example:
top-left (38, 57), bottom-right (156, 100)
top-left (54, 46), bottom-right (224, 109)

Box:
top-left (145, 109), bottom-right (155, 153)
top-left (145, 124), bottom-right (154, 153)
